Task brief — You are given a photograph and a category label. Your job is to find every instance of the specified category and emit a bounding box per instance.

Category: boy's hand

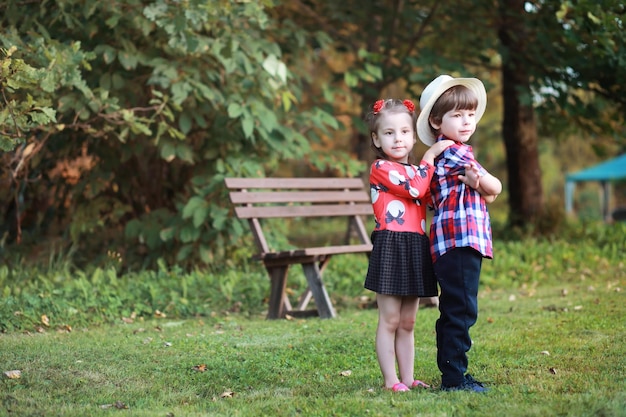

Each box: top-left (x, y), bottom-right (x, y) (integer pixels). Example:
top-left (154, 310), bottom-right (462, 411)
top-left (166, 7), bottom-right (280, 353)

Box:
top-left (459, 163), bottom-right (481, 189)
top-left (459, 162), bottom-right (503, 204)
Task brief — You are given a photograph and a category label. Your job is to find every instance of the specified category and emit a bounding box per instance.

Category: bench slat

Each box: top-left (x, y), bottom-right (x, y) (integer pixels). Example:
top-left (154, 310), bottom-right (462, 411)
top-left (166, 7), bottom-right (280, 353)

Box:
top-left (258, 244), bottom-right (373, 260)
top-left (225, 177), bottom-right (365, 190)
top-left (235, 203), bottom-right (373, 219)
top-left (229, 190), bottom-right (370, 204)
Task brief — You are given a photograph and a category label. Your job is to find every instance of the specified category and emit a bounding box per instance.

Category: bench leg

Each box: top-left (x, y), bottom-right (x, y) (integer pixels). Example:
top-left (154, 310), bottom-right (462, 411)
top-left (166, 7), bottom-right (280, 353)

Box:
top-left (301, 261), bottom-right (336, 319)
top-left (296, 288), bottom-right (313, 311)
top-left (266, 265), bottom-right (290, 319)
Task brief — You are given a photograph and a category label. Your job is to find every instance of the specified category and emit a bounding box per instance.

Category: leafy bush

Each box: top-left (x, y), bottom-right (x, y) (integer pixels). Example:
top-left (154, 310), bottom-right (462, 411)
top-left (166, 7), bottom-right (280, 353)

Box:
top-left (1, 222), bottom-right (624, 333)
top-left (484, 221), bottom-right (626, 288)
top-left (1, 1), bottom-right (363, 272)
top-left (0, 260), bottom-right (269, 332)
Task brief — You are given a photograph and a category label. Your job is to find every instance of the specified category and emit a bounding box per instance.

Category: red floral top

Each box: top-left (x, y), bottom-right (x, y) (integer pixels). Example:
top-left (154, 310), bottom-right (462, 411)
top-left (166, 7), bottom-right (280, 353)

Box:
top-left (369, 159), bottom-right (435, 235)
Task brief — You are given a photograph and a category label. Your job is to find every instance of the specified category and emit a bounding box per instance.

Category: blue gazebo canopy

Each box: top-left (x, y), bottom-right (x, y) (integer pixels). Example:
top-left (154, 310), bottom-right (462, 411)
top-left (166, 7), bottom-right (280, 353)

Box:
top-left (565, 154), bottom-right (626, 220)
top-left (566, 154), bottom-right (626, 182)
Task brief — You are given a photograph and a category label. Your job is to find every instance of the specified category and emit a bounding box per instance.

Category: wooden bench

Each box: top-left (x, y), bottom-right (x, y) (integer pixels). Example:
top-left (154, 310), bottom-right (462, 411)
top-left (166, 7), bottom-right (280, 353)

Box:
top-left (224, 177), bottom-right (373, 319)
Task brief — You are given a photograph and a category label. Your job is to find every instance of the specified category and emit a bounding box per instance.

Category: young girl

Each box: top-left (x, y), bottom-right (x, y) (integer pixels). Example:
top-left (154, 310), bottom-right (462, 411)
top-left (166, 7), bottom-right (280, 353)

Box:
top-left (416, 75), bottom-right (502, 392)
top-left (364, 98), bottom-right (453, 392)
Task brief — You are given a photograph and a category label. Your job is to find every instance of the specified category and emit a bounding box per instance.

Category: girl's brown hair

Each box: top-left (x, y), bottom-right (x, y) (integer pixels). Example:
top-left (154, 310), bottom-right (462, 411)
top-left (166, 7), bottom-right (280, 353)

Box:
top-left (365, 99), bottom-right (417, 161)
top-left (427, 85), bottom-right (478, 139)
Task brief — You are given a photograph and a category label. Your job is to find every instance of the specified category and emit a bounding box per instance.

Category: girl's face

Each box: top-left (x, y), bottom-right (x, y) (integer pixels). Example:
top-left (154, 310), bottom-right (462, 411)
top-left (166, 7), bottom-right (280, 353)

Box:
top-left (430, 108), bottom-right (476, 143)
top-left (372, 112), bottom-right (416, 164)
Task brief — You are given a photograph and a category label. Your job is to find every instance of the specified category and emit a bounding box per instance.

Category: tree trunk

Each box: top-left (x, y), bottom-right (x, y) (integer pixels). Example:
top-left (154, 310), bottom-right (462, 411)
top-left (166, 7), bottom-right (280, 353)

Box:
top-left (498, 0), bottom-right (544, 228)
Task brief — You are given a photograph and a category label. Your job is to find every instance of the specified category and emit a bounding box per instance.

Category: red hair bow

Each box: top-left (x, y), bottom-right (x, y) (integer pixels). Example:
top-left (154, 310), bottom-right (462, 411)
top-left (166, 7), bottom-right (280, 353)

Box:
top-left (403, 100), bottom-right (415, 112)
top-left (373, 100), bottom-right (384, 114)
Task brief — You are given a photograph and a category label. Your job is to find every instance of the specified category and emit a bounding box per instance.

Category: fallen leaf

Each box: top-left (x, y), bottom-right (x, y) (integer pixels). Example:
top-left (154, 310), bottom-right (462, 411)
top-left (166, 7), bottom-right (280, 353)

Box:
top-left (220, 390), bottom-right (235, 398)
top-left (100, 401), bottom-right (129, 410)
top-left (122, 317), bottom-right (134, 324)
top-left (549, 367), bottom-right (557, 374)
top-left (540, 351), bottom-right (550, 356)
top-left (41, 315), bottom-right (50, 326)
top-left (3, 370), bottom-right (21, 379)
top-left (192, 364), bottom-right (208, 372)
top-left (163, 342), bottom-right (172, 347)
top-left (487, 317), bottom-right (494, 323)
top-left (339, 370), bottom-right (352, 377)
top-left (155, 310), bottom-right (167, 318)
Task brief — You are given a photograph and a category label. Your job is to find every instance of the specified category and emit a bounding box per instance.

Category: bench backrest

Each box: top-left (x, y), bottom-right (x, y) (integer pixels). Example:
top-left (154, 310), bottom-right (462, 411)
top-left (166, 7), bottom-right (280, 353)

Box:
top-left (224, 177), bottom-right (373, 254)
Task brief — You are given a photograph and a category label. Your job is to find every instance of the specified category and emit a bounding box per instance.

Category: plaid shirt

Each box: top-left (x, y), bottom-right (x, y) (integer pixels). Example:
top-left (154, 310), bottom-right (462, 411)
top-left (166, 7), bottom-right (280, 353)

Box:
top-left (429, 137), bottom-right (493, 263)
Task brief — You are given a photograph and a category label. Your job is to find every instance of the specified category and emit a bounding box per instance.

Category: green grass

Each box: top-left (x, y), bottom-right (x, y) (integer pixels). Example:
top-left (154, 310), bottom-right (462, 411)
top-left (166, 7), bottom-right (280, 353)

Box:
top-left (2, 273), bottom-right (625, 416)
top-left (1, 222), bottom-right (625, 416)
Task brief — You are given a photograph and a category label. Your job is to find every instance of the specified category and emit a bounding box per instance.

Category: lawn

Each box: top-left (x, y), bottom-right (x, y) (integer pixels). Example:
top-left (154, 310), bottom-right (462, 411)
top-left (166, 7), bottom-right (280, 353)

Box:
top-left (1, 269), bottom-right (625, 417)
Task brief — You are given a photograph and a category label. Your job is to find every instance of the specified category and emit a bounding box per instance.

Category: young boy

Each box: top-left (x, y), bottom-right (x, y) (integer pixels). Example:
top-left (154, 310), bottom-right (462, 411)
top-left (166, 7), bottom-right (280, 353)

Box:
top-left (416, 75), bottom-right (502, 392)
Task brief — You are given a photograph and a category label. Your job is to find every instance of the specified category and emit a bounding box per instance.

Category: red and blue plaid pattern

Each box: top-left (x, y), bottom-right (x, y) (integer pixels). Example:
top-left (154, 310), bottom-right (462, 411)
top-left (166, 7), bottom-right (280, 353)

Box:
top-left (429, 138), bottom-right (493, 263)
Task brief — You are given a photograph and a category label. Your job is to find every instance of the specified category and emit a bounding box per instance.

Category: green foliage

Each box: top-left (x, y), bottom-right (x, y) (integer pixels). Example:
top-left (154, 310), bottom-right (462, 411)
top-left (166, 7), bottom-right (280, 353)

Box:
top-left (528, 0), bottom-right (626, 141)
top-left (0, 259), bottom-right (269, 333)
top-left (1, 0), bottom-right (625, 271)
top-left (0, 0), bottom-right (359, 270)
top-left (484, 221), bottom-right (626, 289)
top-left (0, 46), bottom-right (57, 151)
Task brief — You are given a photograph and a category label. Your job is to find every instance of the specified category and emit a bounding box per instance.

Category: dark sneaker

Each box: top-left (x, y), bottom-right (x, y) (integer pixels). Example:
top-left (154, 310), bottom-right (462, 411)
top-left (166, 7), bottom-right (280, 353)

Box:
top-left (464, 374), bottom-right (488, 392)
top-left (441, 374), bottom-right (488, 393)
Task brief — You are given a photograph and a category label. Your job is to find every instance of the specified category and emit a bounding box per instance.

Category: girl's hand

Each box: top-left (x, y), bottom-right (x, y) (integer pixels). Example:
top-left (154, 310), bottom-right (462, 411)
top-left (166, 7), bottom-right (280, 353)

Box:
top-left (422, 140), bottom-right (454, 164)
top-left (431, 139), bottom-right (455, 156)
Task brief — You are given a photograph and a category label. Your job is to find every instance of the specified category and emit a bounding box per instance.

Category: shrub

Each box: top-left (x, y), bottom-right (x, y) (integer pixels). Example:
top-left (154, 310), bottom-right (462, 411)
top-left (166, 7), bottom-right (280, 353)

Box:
top-left (2, 222), bottom-right (624, 332)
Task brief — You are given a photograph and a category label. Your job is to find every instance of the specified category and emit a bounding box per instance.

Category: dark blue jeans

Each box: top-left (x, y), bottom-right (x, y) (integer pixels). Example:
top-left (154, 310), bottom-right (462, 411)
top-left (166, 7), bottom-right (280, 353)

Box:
top-left (434, 247), bottom-right (483, 387)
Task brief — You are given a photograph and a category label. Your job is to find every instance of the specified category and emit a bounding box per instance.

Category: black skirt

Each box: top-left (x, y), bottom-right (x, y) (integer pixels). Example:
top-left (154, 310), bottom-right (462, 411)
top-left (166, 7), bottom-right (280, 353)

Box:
top-left (364, 230), bottom-right (437, 297)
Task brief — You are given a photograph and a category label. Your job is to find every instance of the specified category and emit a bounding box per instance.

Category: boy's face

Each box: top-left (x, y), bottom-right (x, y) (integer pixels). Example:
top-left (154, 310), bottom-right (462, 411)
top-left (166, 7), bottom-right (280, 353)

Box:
top-left (372, 112), bottom-right (416, 164)
top-left (430, 108), bottom-right (476, 143)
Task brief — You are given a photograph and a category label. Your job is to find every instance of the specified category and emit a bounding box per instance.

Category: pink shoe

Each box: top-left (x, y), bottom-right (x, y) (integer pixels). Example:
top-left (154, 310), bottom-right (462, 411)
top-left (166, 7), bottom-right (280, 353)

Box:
top-left (411, 380), bottom-right (431, 389)
top-left (391, 382), bottom-right (410, 392)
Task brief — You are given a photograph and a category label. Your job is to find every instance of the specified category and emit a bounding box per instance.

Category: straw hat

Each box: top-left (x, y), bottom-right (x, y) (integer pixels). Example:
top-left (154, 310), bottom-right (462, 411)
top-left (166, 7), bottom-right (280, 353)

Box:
top-left (416, 75), bottom-right (487, 146)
